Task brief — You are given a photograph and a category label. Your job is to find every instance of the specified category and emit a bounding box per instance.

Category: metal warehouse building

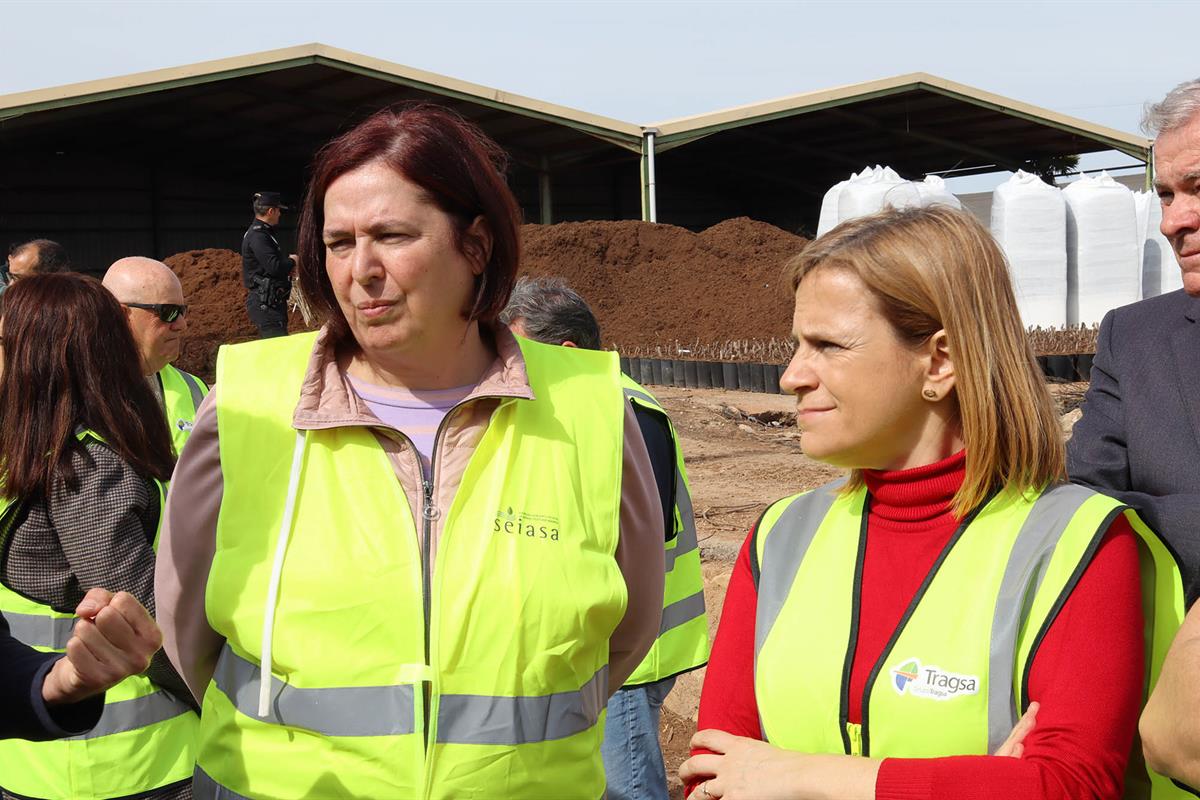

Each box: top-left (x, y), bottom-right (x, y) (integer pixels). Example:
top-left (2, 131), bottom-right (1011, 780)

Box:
top-left (0, 43), bottom-right (1152, 271)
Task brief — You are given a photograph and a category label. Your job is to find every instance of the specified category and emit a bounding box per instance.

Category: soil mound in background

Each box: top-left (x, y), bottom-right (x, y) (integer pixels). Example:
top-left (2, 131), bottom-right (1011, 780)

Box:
top-left (165, 248), bottom-right (305, 382)
top-left (520, 217), bottom-right (804, 352)
top-left (165, 218), bottom-right (807, 382)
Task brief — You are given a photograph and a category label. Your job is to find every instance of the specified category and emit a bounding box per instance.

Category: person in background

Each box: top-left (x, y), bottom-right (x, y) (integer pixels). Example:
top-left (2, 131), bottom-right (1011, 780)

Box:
top-left (1, 589), bottom-right (164, 742)
top-left (1119, 77), bottom-right (1200, 794)
top-left (680, 206), bottom-right (1188, 800)
top-left (1067, 77), bottom-right (1200, 602)
top-left (500, 276), bottom-right (710, 800)
top-left (0, 274), bottom-right (198, 800)
top-left (156, 104), bottom-right (663, 799)
top-left (2, 239), bottom-right (71, 293)
top-left (103, 257), bottom-right (208, 455)
top-left (241, 190), bottom-right (295, 339)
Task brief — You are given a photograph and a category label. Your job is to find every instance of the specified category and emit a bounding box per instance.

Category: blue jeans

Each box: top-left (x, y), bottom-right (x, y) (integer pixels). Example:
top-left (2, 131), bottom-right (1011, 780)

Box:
top-left (601, 677), bottom-right (676, 800)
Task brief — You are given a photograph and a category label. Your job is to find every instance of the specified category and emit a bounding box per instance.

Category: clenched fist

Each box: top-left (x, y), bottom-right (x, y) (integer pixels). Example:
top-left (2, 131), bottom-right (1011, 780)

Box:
top-left (40, 589), bottom-right (162, 706)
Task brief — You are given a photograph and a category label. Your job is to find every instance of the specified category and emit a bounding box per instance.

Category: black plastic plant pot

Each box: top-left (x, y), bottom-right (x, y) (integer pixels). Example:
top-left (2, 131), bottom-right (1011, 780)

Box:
top-left (1073, 354), bottom-right (1094, 381)
top-left (723, 362), bottom-right (739, 391)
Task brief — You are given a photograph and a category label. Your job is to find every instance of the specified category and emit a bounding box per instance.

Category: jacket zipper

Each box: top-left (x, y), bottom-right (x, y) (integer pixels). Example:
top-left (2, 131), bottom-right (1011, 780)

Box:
top-left (838, 506), bottom-right (870, 756)
top-left (846, 722), bottom-right (863, 757)
top-left (415, 395), bottom-right (509, 749)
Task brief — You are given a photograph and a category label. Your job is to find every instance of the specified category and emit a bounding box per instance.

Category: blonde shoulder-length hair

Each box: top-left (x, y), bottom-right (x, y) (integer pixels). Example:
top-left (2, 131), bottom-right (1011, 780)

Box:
top-left (785, 205), bottom-right (1064, 517)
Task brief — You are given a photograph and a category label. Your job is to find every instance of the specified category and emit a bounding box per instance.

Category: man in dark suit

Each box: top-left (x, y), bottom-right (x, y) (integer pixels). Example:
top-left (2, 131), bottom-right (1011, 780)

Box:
top-left (1068, 79), bottom-right (1200, 600)
top-left (1072, 77), bottom-right (1200, 792)
top-left (2, 589), bottom-right (161, 741)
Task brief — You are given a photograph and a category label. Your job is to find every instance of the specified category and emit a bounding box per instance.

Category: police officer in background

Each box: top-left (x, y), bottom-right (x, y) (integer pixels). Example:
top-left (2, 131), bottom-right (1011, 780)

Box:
top-left (241, 191), bottom-right (295, 338)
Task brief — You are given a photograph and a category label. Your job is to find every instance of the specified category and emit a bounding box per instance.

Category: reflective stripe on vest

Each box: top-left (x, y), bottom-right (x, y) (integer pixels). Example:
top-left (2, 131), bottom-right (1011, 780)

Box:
top-left (753, 479), bottom-right (1189, 800)
top-left (198, 331), bottom-right (626, 800)
top-left (214, 643), bottom-right (416, 737)
top-left (195, 767), bottom-right (252, 800)
top-left (67, 689), bottom-right (193, 740)
top-left (0, 430), bottom-right (199, 799)
top-left (0, 609), bottom-right (75, 650)
top-left (620, 380), bottom-right (710, 686)
top-left (214, 640), bottom-right (608, 744)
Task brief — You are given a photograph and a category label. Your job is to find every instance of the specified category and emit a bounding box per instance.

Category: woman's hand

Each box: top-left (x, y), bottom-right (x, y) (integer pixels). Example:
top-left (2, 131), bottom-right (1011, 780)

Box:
top-left (41, 589), bottom-right (162, 706)
top-left (680, 729), bottom-right (879, 800)
top-left (994, 701), bottom-right (1039, 758)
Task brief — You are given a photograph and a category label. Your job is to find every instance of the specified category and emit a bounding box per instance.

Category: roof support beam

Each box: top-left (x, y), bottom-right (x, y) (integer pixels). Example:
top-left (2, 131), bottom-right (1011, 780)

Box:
top-left (826, 107), bottom-right (1025, 173)
top-left (731, 127), bottom-right (872, 172)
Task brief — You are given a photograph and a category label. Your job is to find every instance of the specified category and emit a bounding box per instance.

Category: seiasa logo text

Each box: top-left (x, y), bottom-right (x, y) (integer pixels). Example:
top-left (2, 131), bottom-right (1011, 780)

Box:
top-left (890, 658), bottom-right (979, 701)
top-left (493, 507), bottom-right (560, 542)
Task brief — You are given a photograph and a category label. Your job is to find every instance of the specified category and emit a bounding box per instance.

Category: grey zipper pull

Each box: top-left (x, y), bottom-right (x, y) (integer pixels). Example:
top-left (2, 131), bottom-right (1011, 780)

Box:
top-left (422, 479), bottom-right (440, 521)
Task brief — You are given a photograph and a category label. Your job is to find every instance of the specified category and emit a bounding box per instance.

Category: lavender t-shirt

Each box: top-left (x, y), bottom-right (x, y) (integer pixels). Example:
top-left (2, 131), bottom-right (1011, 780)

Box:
top-left (347, 376), bottom-right (474, 480)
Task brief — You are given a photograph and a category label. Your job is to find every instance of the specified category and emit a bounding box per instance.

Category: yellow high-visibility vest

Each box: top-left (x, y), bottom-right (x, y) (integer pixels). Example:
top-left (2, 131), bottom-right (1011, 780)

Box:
top-left (619, 377), bottom-right (709, 686)
top-left (754, 480), bottom-right (1188, 799)
top-left (0, 430), bottom-right (199, 800)
top-left (195, 331), bottom-right (628, 799)
top-left (157, 363), bottom-right (208, 456)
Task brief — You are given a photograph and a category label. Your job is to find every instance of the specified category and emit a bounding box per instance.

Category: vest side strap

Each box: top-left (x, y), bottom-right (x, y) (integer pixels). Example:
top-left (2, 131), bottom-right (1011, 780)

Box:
top-left (665, 469), bottom-right (698, 573)
top-left (214, 644), bottom-right (417, 738)
top-left (0, 610), bottom-right (75, 650)
top-left (436, 665), bottom-right (609, 746)
top-left (622, 386), bottom-right (661, 409)
top-left (754, 485), bottom-right (842, 667)
top-left (985, 483), bottom-right (1094, 753)
top-left (178, 369), bottom-right (206, 409)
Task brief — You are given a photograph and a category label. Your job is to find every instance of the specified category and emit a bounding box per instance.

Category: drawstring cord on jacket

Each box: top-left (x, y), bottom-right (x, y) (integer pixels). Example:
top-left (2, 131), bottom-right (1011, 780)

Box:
top-left (259, 429), bottom-right (308, 718)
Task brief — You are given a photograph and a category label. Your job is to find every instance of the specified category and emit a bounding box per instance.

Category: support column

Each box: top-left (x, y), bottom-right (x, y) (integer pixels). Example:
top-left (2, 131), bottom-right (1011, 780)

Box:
top-left (538, 155), bottom-right (553, 225)
top-left (641, 128), bottom-right (659, 223)
top-left (1145, 144), bottom-right (1155, 192)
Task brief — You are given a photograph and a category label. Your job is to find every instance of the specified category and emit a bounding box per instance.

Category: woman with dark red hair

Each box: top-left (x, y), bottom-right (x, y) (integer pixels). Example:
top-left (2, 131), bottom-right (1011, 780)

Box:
top-left (155, 104), bottom-right (665, 799)
top-left (0, 273), bottom-right (199, 800)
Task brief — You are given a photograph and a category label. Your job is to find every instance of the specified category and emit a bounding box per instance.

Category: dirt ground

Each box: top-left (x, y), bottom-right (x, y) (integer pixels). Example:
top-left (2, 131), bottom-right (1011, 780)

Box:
top-left (650, 381), bottom-right (1088, 799)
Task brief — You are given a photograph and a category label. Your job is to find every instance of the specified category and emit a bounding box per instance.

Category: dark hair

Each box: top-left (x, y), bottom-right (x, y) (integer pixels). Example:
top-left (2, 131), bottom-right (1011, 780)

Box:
top-left (0, 274), bottom-right (175, 500)
top-left (296, 104), bottom-right (522, 341)
top-left (8, 239), bottom-right (71, 274)
top-left (499, 276), bottom-right (602, 350)
top-left (252, 200), bottom-right (275, 216)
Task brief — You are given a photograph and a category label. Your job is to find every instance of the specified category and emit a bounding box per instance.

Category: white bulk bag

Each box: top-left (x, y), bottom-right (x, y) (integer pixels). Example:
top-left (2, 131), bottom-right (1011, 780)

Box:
top-left (1063, 173), bottom-right (1140, 325)
top-left (817, 168), bottom-right (865, 237)
top-left (1135, 190), bottom-right (1182, 297)
top-left (836, 166), bottom-right (914, 223)
top-left (991, 171), bottom-right (1067, 328)
top-left (915, 175), bottom-right (963, 211)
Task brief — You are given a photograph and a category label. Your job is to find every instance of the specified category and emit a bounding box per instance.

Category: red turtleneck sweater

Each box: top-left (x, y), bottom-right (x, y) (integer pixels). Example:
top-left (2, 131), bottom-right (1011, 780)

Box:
top-left (692, 451), bottom-right (1144, 799)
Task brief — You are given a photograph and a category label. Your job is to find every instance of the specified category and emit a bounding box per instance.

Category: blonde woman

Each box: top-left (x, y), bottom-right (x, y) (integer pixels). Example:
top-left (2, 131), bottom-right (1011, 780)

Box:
top-left (681, 206), bottom-right (1187, 800)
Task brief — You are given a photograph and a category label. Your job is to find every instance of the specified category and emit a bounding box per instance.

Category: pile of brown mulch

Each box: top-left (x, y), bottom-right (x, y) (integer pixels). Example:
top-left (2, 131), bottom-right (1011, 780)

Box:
top-left (164, 218), bottom-right (1095, 384)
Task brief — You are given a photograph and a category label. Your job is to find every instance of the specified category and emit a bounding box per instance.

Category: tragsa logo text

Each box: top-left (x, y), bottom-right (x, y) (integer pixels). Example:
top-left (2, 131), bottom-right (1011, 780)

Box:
top-left (890, 658), bottom-right (979, 701)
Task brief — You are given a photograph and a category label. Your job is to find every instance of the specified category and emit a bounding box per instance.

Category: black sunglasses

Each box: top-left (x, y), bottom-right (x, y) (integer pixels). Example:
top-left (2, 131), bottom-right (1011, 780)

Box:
top-left (124, 302), bottom-right (188, 323)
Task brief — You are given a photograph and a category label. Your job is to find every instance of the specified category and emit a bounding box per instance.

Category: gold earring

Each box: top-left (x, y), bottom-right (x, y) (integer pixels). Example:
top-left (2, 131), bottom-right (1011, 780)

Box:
top-left (923, 389), bottom-right (937, 399)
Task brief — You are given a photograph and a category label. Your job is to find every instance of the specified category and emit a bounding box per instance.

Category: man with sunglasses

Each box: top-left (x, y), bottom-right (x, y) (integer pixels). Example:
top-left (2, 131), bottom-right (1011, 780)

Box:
top-left (103, 257), bottom-right (208, 456)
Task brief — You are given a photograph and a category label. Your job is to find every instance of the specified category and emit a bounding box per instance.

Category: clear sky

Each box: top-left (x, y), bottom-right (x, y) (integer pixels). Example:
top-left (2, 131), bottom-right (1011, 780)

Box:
top-left (1, 0), bottom-right (1196, 191)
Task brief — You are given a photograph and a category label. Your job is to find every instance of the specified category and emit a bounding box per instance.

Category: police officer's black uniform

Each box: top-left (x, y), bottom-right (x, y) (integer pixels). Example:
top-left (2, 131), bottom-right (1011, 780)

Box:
top-left (241, 192), bottom-right (293, 339)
